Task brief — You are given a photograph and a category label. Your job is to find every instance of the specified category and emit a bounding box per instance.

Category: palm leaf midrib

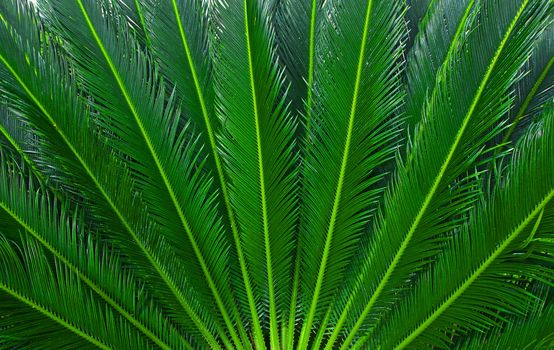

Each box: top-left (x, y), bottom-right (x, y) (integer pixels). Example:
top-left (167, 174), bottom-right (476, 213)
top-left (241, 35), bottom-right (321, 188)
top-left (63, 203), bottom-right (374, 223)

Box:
top-left (299, 0), bottom-right (376, 348)
top-left (394, 191), bottom-right (552, 349)
top-left (0, 199), bottom-right (175, 350)
top-left (0, 23), bottom-right (210, 350)
top-left (75, 1), bottom-right (243, 348)
top-left (335, 0), bottom-right (533, 347)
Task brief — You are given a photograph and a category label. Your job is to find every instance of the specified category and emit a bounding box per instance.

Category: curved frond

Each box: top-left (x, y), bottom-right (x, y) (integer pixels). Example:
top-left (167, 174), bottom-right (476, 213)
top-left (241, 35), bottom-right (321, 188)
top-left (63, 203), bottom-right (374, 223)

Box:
top-left (297, 0), bottom-right (406, 347)
top-left (0, 235), bottom-right (148, 349)
top-left (39, 0), bottom-right (244, 346)
top-left (374, 112), bottom-right (554, 349)
top-left (0, 4), bottom-right (221, 346)
top-left (212, 0), bottom-right (300, 347)
top-left (0, 151), bottom-right (189, 350)
top-left (329, 1), bottom-right (552, 348)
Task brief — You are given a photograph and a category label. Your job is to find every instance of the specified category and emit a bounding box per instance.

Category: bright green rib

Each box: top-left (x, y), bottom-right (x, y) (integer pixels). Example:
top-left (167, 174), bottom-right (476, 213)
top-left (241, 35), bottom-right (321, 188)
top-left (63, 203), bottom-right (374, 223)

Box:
top-left (326, 4), bottom-right (478, 343)
top-left (327, 2), bottom-right (477, 342)
top-left (338, 1), bottom-right (529, 348)
top-left (419, 0), bottom-right (438, 30)
top-left (171, 1), bottom-right (258, 347)
top-left (0, 201), bottom-right (176, 350)
top-left (244, 0), bottom-right (279, 348)
top-left (311, 308), bottom-right (331, 350)
top-left (287, 2), bottom-right (319, 346)
top-left (286, 248), bottom-right (301, 349)
top-left (133, 0), bottom-right (151, 48)
top-left (501, 54), bottom-right (554, 145)
top-left (76, 1), bottom-right (240, 348)
top-left (0, 283), bottom-right (112, 350)
top-left (304, 0), bottom-right (318, 134)
top-left (395, 191), bottom-right (553, 349)
top-left (0, 50), bottom-right (222, 349)
top-left (406, 0), bottom-right (475, 171)
top-left (297, 2), bottom-right (374, 349)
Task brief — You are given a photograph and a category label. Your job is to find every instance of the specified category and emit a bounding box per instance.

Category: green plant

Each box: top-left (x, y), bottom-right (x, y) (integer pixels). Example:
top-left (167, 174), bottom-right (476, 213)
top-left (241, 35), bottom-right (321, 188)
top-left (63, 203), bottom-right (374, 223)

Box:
top-left (0, 0), bottom-right (552, 348)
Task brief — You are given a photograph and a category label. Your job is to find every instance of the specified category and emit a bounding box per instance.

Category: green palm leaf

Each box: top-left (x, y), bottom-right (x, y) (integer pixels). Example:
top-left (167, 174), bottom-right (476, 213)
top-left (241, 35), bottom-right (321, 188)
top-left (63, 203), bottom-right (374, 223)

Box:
top-left (212, 1), bottom-right (299, 348)
top-left (376, 112), bottom-right (554, 349)
top-left (40, 0), bottom-right (245, 346)
top-left (297, 1), bottom-right (405, 347)
top-left (327, 0), bottom-right (551, 348)
top-left (0, 151), bottom-right (188, 349)
top-left (1, 0), bottom-right (553, 348)
top-left (0, 4), bottom-right (222, 346)
top-left (0, 234), bottom-right (148, 349)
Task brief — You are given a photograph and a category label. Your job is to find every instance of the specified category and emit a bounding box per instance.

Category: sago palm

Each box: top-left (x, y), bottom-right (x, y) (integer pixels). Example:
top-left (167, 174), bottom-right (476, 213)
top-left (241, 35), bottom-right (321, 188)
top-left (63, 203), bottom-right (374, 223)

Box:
top-left (0, 0), bottom-right (553, 348)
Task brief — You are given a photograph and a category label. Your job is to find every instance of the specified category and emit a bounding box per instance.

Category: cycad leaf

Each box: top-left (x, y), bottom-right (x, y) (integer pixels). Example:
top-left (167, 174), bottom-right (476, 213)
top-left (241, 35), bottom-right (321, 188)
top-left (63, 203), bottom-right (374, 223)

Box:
top-left (329, 0), bottom-right (552, 347)
top-left (40, 0), bottom-right (242, 346)
top-left (0, 235), bottom-right (149, 349)
top-left (212, 0), bottom-right (299, 347)
top-left (0, 5), bottom-right (220, 346)
top-left (297, 0), bottom-right (405, 346)
top-left (0, 151), bottom-right (188, 350)
top-left (376, 112), bottom-right (554, 349)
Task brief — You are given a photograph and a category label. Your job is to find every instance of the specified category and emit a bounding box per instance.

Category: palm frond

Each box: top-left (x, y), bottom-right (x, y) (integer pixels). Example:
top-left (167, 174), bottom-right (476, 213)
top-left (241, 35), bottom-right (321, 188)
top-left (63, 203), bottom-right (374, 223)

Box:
top-left (212, 0), bottom-right (300, 348)
top-left (134, 3), bottom-right (258, 346)
top-left (39, 0), bottom-right (246, 346)
top-left (0, 4), bottom-right (222, 346)
top-left (1, 0), bottom-right (553, 348)
top-left (0, 234), bottom-right (149, 349)
top-left (0, 150), bottom-right (189, 350)
top-left (296, 0), bottom-right (405, 347)
top-left (327, 1), bottom-right (551, 348)
top-left (373, 111), bottom-right (554, 349)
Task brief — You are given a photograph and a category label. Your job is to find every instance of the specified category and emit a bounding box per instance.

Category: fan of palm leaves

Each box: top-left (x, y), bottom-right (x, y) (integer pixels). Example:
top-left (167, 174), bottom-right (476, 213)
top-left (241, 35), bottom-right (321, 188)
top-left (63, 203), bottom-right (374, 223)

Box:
top-left (0, 0), bottom-right (553, 348)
